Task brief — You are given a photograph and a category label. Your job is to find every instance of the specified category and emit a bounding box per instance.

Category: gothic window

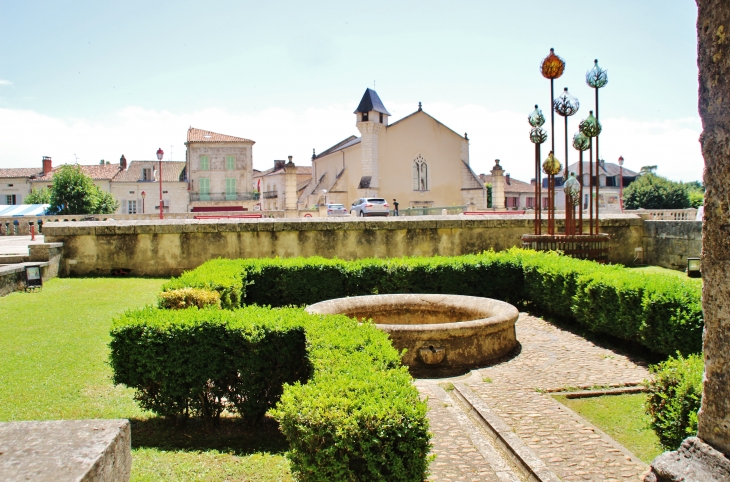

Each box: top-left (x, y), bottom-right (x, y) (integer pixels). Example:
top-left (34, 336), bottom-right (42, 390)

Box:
top-left (412, 155), bottom-right (429, 191)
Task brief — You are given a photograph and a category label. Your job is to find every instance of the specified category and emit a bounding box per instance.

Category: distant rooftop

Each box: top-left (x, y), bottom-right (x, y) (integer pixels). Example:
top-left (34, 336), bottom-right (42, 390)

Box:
top-left (187, 127), bottom-right (254, 144)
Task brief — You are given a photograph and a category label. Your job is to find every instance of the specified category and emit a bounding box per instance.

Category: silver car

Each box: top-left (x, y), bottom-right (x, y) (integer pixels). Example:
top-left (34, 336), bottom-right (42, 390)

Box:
top-left (350, 198), bottom-right (390, 217)
top-left (326, 203), bottom-right (348, 217)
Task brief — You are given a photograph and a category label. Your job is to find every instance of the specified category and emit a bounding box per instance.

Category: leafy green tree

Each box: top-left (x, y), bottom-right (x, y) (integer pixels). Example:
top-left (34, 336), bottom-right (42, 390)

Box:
top-left (622, 173), bottom-right (690, 210)
top-left (24, 187), bottom-right (51, 205)
top-left (47, 165), bottom-right (119, 215)
top-left (685, 181), bottom-right (705, 208)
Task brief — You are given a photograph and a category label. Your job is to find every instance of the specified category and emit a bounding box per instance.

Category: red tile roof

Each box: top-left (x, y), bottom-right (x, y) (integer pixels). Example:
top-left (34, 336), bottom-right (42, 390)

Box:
top-left (113, 161), bottom-right (187, 183)
top-left (479, 174), bottom-right (535, 194)
top-left (30, 164), bottom-right (122, 182)
top-left (0, 167), bottom-right (44, 179)
top-left (187, 127), bottom-right (254, 144)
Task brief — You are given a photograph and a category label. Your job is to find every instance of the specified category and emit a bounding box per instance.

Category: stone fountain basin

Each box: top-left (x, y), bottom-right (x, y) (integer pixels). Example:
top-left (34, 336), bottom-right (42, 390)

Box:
top-left (306, 294), bottom-right (519, 375)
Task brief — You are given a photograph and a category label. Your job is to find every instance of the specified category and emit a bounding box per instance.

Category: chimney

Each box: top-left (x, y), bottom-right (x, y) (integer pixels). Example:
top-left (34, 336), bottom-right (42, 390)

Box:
top-left (531, 179), bottom-right (536, 186)
top-left (274, 159), bottom-right (286, 171)
top-left (42, 156), bottom-right (52, 175)
top-left (120, 154), bottom-right (127, 170)
top-left (506, 173), bottom-right (511, 185)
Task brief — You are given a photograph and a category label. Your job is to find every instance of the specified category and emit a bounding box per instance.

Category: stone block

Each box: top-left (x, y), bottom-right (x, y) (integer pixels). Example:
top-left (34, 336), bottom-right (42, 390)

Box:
top-left (644, 437), bottom-right (730, 482)
top-left (0, 419), bottom-right (131, 482)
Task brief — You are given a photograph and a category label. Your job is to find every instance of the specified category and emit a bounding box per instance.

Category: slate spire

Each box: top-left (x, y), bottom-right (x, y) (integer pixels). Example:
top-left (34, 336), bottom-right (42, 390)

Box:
top-left (354, 88), bottom-right (391, 116)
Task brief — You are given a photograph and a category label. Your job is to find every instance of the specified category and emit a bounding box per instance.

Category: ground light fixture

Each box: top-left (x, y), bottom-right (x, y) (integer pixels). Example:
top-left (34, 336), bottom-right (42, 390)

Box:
top-left (156, 148), bottom-right (164, 220)
top-left (687, 257), bottom-right (701, 278)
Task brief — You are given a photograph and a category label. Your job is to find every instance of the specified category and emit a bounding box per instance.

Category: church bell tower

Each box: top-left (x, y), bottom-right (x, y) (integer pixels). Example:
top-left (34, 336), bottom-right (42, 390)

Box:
top-left (355, 88), bottom-right (390, 197)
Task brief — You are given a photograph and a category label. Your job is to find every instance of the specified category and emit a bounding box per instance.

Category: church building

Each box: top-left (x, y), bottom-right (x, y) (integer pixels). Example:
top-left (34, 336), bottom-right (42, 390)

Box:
top-left (300, 89), bottom-right (486, 211)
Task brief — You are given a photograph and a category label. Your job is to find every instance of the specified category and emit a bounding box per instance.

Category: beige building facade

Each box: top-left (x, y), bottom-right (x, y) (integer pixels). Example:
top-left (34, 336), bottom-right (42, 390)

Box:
top-left (111, 156), bottom-right (188, 215)
top-left (300, 89), bottom-right (487, 212)
top-left (254, 160), bottom-right (311, 211)
top-left (185, 127), bottom-right (257, 212)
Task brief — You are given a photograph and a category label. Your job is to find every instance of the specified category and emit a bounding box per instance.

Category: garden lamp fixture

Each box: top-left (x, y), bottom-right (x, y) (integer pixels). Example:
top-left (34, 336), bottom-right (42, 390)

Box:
top-left (156, 148), bottom-right (164, 219)
top-left (618, 155), bottom-right (624, 213)
top-left (687, 257), bottom-right (701, 278)
top-left (141, 190), bottom-right (146, 214)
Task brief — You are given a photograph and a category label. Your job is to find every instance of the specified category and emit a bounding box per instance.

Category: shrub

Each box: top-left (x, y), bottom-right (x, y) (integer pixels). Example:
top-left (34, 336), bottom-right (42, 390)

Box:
top-left (157, 287), bottom-right (221, 309)
top-left (646, 353), bottom-right (704, 448)
top-left (109, 306), bottom-right (311, 423)
top-left (163, 249), bottom-right (704, 355)
top-left (161, 258), bottom-right (246, 309)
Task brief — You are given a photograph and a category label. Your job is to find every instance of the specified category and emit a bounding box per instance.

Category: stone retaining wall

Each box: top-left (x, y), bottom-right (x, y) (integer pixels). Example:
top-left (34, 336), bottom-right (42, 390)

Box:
top-left (43, 215), bottom-right (645, 277)
top-left (642, 220), bottom-right (702, 271)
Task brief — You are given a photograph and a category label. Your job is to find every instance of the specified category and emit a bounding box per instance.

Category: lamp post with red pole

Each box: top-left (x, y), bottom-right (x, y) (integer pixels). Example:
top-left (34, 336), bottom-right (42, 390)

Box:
top-left (156, 148), bottom-right (164, 219)
top-left (618, 155), bottom-right (624, 213)
top-left (141, 191), bottom-right (146, 214)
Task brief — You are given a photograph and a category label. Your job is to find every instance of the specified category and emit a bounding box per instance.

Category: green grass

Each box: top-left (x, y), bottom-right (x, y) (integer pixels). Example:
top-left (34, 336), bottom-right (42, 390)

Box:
top-left (553, 393), bottom-right (663, 463)
top-left (628, 265), bottom-right (697, 279)
top-left (0, 278), bottom-right (291, 481)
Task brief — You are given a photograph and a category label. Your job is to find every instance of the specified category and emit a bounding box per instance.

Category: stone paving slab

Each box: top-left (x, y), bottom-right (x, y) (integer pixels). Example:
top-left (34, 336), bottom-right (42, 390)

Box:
top-left (418, 313), bottom-right (651, 482)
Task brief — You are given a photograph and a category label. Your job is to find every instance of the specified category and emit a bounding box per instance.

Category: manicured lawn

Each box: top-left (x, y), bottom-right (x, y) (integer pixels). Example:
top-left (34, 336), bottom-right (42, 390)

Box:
top-left (0, 278), bottom-right (291, 481)
top-left (553, 393), bottom-right (663, 463)
top-left (628, 265), bottom-right (697, 279)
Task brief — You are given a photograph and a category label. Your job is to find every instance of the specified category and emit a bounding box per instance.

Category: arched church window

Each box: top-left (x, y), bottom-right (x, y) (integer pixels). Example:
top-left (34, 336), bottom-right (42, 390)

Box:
top-left (412, 155), bottom-right (429, 191)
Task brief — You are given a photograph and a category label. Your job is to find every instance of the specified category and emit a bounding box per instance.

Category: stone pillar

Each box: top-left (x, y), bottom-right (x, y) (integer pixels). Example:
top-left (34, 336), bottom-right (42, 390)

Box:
top-left (490, 159), bottom-right (505, 210)
top-left (461, 133), bottom-right (470, 165)
top-left (696, 0), bottom-right (730, 454)
top-left (644, 1), bottom-right (730, 479)
top-left (284, 156), bottom-right (298, 218)
top-left (356, 120), bottom-right (383, 197)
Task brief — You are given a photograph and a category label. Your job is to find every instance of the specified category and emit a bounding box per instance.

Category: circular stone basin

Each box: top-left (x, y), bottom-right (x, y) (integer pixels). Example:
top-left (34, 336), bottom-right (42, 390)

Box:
top-left (306, 294), bottom-right (519, 375)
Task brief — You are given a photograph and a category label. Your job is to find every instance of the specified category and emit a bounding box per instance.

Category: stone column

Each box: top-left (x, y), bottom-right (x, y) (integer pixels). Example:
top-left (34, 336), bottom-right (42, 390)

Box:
top-left (284, 156), bottom-right (298, 218)
top-left (696, 0), bottom-right (730, 454)
top-left (644, 1), bottom-right (730, 480)
top-left (490, 159), bottom-right (505, 210)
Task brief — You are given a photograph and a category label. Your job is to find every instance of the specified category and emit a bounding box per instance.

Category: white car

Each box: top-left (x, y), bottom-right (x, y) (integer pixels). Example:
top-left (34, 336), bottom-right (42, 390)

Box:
top-left (326, 204), bottom-right (348, 217)
top-left (350, 198), bottom-right (390, 217)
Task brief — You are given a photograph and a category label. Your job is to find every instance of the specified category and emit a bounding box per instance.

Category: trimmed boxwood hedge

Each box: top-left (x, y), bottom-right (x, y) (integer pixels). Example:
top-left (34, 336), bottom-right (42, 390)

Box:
top-left (110, 305), bottom-right (431, 481)
top-left (162, 249), bottom-right (703, 356)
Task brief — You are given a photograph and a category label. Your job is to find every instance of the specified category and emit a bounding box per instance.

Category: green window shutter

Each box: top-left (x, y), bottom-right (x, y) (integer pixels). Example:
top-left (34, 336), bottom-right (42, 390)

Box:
top-left (225, 178), bottom-right (236, 200)
top-left (199, 178), bottom-right (210, 195)
top-left (226, 156), bottom-right (235, 170)
top-left (200, 156), bottom-right (209, 171)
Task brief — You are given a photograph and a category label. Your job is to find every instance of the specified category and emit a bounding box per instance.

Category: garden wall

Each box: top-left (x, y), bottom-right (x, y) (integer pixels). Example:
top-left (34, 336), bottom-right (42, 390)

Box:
top-left (43, 215), bottom-right (645, 277)
top-left (642, 220), bottom-right (702, 271)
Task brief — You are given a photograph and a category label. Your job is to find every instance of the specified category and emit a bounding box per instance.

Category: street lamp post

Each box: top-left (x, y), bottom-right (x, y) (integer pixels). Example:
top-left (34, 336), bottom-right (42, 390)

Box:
top-left (618, 155), bottom-right (624, 213)
top-left (141, 191), bottom-right (146, 214)
top-left (156, 148), bottom-right (164, 220)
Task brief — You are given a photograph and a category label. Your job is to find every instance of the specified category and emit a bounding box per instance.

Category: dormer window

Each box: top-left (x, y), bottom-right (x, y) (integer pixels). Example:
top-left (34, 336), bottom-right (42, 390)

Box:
top-left (362, 112), bottom-right (368, 122)
top-left (142, 168), bottom-right (152, 181)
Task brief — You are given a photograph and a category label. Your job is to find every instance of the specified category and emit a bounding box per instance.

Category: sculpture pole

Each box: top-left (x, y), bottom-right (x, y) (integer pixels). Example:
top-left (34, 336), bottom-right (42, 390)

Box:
top-left (528, 106), bottom-right (548, 236)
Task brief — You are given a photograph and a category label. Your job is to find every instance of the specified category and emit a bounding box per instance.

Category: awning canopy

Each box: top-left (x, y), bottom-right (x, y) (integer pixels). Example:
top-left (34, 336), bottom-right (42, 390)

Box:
top-left (0, 204), bottom-right (50, 216)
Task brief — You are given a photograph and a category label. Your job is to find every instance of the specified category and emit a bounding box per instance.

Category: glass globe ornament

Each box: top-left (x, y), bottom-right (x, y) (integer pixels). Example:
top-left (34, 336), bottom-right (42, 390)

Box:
top-left (563, 172), bottom-right (581, 204)
top-left (528, 105), bottom-right (546, 127)
top-left (540, 48), bottom-right (565, 80)
top-left (579, 111), bottom-right (602, 138)
top-left (586, 59), bottom-right (608, 89)
top-left (572, 131), bottom-right (590, 151)
top-left (530, 127), bottom-right (548, 144)
top-left (553, 88), bottom-right (579, 117)
top-left (542, 151), bottom-right (562, 176)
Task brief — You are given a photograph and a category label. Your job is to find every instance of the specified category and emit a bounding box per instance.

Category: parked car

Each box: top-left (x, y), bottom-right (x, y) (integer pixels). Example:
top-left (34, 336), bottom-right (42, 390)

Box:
top-left (350, 198), bottom-right (390, 217)
top-left (326, 203), bottom-right (348, 217)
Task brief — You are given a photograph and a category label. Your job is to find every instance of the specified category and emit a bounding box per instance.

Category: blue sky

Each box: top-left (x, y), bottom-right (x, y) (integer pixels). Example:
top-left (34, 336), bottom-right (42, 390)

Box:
top-left (0, 0), bottom-right (702, 182)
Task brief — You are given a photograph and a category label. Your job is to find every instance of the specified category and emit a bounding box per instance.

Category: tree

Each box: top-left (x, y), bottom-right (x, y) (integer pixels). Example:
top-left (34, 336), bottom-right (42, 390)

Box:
top-left (622, 173), bottom-right (690, 210)
top-left (685, 181), bottom-right (705, 208)
top-left (639, 165), bottom-right (658, 175)
top-left (46, 165), bottom-right (119, 215)
top-left (24, 187), bottom-right (51, 205)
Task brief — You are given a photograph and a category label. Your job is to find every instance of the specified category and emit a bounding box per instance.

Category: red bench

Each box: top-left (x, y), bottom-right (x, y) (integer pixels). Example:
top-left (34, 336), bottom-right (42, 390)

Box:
top-left (463, 211), bottom-right (526, 215)
top-left (193, 214), bottom-right (263, 219)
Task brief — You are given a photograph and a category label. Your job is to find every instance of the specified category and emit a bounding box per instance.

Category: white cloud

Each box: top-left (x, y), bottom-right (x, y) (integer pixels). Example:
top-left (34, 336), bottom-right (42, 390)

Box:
top-left (0, 103), bottom-right (704, 183)
top-left (0, 79), bottom-right (12, 86)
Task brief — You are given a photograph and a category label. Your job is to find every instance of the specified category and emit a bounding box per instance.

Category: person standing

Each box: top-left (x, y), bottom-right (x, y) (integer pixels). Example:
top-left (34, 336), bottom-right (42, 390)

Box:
top-left (392, 199), bottom-right (399, 216)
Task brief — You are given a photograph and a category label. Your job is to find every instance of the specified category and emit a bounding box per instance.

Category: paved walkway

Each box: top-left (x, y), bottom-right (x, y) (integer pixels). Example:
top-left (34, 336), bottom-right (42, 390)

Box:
top-left (0, 235), bottom-right (45, 255)
top-left (419, 313), bottom-right (651, 482)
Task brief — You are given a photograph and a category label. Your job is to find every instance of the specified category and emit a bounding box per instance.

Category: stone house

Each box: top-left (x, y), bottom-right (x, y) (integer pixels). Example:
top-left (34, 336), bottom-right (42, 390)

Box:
top-left (185, 127), bottom-right (256, 213)
top-left (0, 157), bottom-right (50, 204)
top-left (478, 172), bottom-right (536, 210)
top-left (550, 160), bottom-right (639, 212)
top-left (29, 158), bottom-right (122, 194)
top-left (110, 155), bottom-right (188, 214)
top-left (253, 161), bottom-right (312, 211)
top-left (300, 88), bottom-right (487, 211)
